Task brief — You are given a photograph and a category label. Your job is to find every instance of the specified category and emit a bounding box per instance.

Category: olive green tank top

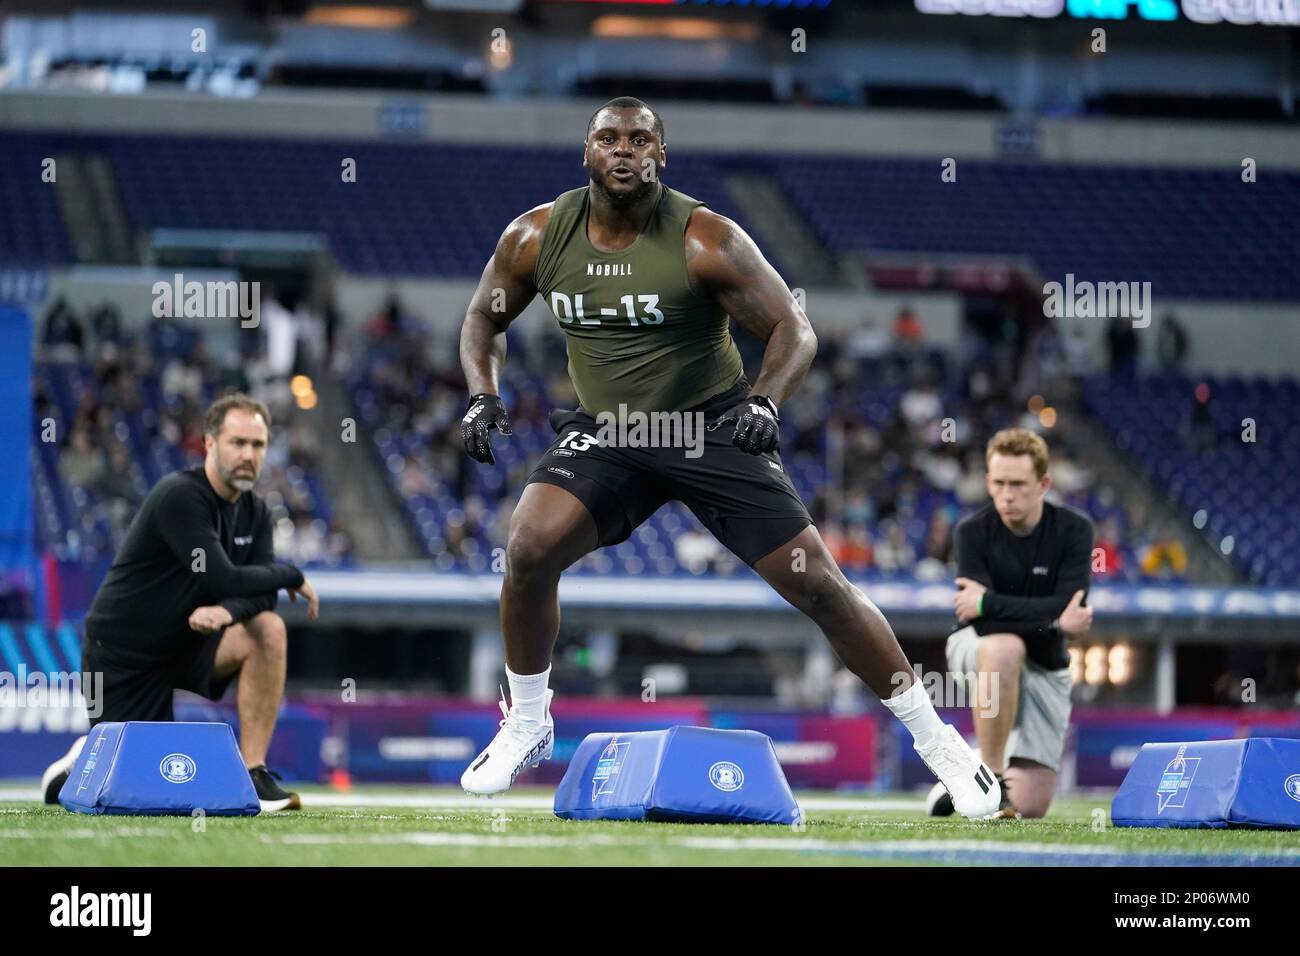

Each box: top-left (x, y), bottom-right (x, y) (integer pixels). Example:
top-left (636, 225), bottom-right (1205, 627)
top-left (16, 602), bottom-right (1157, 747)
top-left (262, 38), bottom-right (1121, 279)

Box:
top-left (531, 184), bottom-right (745, 416)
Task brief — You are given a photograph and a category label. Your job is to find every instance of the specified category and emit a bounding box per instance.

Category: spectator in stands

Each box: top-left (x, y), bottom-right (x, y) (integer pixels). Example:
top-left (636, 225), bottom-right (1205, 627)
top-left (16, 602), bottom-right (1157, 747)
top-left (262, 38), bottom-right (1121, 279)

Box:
top-left (1156, 313), bottom-right (1189, 370)
top-left (59, 427), bottom-right (106, 491)
top-left (1092, 516), bottom-right (1124, 579)
top-left (1184, 380), bottom-right (1216, 453)
top-left (398, 452), bottom-right (434, 498)
top-left (841, 487), bottom-right (876, 529)
top-left (848, 315), bottom-right (890, 381)
top-left (675, 528), bottom-right (728, 575)
top-left (873, 519), bottom-right (916, 574)
top-left (1061, 320), bottom-right (1093, 378)
top-left (90, 303), bottom-right (128, 350)
top-left (99, 360), bottom-right (143, 415)
top-left (915, 509), bottom-right (954, 582)
top-left (42, 297), bottom-right (84, 356)
top-left (1046, 445), bottom-right (1091, 496)
top-left (98, 443), bottom-right (140, 504)
top-left (899, 371), bottom-right (942, 428)
top-left (261, 287), bottom-right (299, 385)
top-left (1105, 315), bottom-right (1140, 377)
top-left (824, 522), bottom-right (873, 575)
top-left (324, 518), bottom-right (354, 565)
top-left (892, 305), bottom-right (924, 382)
top-left (893, 305), bottom-right (923, 346)
top-left (147, 310), bottom-right (194, 364)
top-left (917, 442), bottom-right (963, 492)
top-left (288, 419), bottom-right (322, 471)
top-left (366, 292), bottom-right (409, 340)
top-left (1139, 530), bottom-right (1188, 580)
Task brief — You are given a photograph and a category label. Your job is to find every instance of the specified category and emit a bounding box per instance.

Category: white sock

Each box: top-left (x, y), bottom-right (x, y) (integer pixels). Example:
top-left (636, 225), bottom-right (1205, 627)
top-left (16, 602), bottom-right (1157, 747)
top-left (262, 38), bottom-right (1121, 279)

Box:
top-left (881, 678), bottom-right (945, 748)
top-left (506, 665), bottom-right (551, 723)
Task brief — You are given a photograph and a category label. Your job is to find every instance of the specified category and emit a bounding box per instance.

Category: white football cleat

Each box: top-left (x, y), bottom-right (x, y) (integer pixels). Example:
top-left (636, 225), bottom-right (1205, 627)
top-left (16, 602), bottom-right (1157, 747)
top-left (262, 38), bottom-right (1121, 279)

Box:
top-left (915, 724), bottom-right (1001, 820)
top-left (460, 689), bottom-right (554, 796)
top-left (41, 734), bottom-right (87, 805)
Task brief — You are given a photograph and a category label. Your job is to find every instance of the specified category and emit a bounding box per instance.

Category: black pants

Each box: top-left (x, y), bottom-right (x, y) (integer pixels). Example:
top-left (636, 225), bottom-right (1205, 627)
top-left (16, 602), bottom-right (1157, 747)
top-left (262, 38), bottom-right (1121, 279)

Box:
top-left (524, 380), bottom-right (812, 567)
top-left (82, 631), bottom-right (235, 726)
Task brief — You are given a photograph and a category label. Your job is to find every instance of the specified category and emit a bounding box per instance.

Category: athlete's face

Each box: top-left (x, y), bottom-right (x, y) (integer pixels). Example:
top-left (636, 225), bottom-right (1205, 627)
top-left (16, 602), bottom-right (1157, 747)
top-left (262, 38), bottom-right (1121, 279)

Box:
top-left (584, 108), bottom-right (665, 205)
top-left (206, 408), bottom-right (268, 494)
top-left (986, 453), bottom-right (1050, 528)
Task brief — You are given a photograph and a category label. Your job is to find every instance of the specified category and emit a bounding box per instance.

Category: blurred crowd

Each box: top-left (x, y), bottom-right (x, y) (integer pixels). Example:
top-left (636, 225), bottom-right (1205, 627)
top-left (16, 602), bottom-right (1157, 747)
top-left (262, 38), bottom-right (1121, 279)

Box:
top-left (36, 297), bottom-right (353, 568)
top-left (354, 294), bottom-right (1183, 583)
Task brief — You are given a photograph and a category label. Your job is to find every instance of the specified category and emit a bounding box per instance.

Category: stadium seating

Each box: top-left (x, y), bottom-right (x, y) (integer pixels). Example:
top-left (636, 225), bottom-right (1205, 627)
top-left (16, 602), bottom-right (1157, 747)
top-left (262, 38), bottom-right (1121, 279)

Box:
top-left (350, 322), bottom-right (1150, 581)
top-left (5, 131), bottom-right (1297, 299)
top-left (772, 157), bottom-right (1300, 301)
top-left (1083, 372), bottom-right (1300, 587)
top-left (31, 334), bottom-right (350, 572)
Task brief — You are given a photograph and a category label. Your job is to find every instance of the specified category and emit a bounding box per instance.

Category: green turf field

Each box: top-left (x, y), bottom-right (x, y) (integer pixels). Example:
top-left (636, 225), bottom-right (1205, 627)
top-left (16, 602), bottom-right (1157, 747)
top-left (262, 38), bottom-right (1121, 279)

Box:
top-left (3, 786), bottom-right (1299, 866)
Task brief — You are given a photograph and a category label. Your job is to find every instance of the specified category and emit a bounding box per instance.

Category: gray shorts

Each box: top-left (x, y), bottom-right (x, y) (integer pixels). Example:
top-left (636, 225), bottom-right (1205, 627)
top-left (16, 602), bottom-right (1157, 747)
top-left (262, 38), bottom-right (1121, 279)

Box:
top-left (945, 626), bottom-right (1073, 772)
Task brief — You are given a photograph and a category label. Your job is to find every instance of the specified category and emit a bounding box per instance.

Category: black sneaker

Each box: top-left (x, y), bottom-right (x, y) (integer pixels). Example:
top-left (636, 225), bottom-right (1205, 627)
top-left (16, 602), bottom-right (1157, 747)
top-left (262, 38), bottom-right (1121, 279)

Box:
top-left (248, 765), bottom-right (301, 813)
top-left (41, 735), bottom-right (87, 805)
top-left (925, 780), bottom-right (956, 816)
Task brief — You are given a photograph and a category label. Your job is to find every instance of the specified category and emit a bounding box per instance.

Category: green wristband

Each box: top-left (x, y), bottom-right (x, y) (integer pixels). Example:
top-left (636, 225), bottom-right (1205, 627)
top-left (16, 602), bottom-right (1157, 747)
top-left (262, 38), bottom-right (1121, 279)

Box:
top-left (976, 593), bottom-right (984, 617)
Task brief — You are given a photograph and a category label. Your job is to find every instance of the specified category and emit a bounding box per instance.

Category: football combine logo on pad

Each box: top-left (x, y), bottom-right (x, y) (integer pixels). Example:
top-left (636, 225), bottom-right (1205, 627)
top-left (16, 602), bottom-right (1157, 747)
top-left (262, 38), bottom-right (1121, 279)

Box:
top-left (159, 753), bottom-right (197, 784)
top-left (1284, 774), bottom-right (1300, 803)
top-left (709, 761), bottom-right (744, 793)
top-left (592, 738), bottom-right (630, 801)
top-left (1155, 745), bottom-right (1199, 814)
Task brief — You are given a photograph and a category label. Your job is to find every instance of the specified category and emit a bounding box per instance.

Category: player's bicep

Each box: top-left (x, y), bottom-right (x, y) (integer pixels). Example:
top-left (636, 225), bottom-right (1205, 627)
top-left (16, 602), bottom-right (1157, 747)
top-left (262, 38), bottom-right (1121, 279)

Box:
top-left (689, 215), bottom-right (806, 343)
top-left (465, 210), bottom-right (546, 331)
top-left (466, 253), bottom-right (533, 332)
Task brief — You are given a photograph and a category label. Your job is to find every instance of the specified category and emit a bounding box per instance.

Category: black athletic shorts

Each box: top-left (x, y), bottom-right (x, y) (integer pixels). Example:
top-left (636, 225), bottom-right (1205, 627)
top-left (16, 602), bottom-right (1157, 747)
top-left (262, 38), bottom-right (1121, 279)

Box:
top-left (81, 630), bottom-right (235, 726)
top-left (524, 378), bottom-right (813, 566)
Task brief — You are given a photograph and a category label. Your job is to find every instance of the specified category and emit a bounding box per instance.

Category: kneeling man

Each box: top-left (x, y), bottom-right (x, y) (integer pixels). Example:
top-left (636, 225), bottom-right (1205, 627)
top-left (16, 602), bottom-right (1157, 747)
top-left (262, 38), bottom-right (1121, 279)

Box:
top-left (930, 428), bottom-right (1093, 819)
top-left (41, 393), bottom-right (319, 812)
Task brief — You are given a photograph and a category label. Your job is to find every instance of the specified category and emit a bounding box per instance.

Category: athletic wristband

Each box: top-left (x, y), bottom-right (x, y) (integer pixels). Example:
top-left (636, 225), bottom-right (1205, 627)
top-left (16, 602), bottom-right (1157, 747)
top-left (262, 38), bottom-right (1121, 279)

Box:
top-left (976, 593), bottom-right (984, 617)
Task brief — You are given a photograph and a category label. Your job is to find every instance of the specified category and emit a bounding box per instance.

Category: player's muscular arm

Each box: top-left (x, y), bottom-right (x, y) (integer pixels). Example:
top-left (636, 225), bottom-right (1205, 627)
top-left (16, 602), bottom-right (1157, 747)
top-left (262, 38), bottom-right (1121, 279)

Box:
top-left (685, 209), bottom-right (817, 407)
top-left (459, 204), bottom-right (551, 397)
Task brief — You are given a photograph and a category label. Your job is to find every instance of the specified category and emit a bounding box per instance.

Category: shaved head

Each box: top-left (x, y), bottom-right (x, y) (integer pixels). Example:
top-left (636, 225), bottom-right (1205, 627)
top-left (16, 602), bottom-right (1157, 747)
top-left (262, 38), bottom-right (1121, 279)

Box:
top-left (587, 97), bottom-right (664, 143)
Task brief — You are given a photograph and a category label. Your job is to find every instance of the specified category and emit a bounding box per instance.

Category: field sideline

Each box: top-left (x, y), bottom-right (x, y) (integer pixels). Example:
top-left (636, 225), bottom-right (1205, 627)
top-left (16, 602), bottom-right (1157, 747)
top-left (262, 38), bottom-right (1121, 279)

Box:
top-left (3, 786), bottom-right (1299, 866)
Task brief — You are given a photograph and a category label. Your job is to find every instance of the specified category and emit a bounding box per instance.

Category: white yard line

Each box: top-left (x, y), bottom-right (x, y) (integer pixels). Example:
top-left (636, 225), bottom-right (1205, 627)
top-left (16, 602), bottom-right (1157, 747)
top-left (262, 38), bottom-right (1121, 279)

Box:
top-left (258, 831), bottom-right (1300, 862)
top-left (4, 821), bottom-right (1297, 863)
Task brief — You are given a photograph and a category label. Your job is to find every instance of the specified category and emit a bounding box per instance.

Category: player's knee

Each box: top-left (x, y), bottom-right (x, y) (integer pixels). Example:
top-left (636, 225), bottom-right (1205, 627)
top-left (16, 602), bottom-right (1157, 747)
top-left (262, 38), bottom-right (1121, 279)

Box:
top-left (247, 612), bottom-right (287, 656)
top-left (504, 531), bottom-right (562, 583)
top-left (976, 633), bottom-right (1025, 673)
top-left (1016, 797), bottom-right (1051, 819)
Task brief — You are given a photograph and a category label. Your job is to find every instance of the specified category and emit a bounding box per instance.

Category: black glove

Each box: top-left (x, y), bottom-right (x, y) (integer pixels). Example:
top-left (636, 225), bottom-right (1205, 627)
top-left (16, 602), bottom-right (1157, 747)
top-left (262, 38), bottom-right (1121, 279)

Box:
top-left (461, 393), bottom-right (512, 465)
top-left (726, 395), bottom-right (780, 455)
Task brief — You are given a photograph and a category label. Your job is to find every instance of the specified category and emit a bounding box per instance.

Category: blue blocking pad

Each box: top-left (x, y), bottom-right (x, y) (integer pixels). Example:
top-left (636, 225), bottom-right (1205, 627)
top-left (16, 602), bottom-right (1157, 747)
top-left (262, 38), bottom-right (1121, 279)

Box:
top-left (554, 726), bottom-right (800, 824)
top-left (59, 721), bottom-right (260, 816)
top-left (1112, 737), bottom-right (1300, 830)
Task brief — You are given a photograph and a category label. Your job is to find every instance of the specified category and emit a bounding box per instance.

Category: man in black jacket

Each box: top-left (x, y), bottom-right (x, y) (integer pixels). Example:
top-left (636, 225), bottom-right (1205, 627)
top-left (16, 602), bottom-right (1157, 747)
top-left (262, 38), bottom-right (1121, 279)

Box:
top-left (41, 393), bottom-right (318, 812)
top-left (930, 428), bottom-right (1094, 819)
